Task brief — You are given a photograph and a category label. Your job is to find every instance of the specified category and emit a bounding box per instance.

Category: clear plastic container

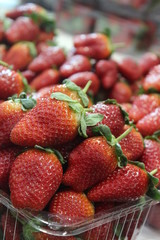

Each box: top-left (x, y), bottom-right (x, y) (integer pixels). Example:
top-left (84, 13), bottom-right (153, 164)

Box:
top-left (0, 191), bottom-right (158, 240)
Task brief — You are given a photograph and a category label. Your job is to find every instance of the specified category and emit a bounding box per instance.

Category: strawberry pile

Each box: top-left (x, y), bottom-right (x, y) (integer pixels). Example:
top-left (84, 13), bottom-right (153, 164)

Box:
top-left (0, 3), bottom-right (160, 240)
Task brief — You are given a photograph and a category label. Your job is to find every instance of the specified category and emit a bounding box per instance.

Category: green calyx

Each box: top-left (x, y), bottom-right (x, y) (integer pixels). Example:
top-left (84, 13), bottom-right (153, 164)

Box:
top-left (145, 130), bottom-right (160, 143)
top-left (0, 60), bottom-right (13, 69)
top-left (51, 92), bottom-right (104, 138)
top-left (34, 145), bottom-right (65, 164)
top-left (8, 92), bottom-right (36, 112)
top-left (19, 41), bottom-right (37, 58)
top-left (92, 124), bottom-right (133, 168)
top-left (114, 223), bottom-right (125, 240)
top-left (23, 218), bottom-right (43, 240)
top-left (63, 79), bottom-right (91, 107)
top-left (3, 17), bottom-right (12, 31)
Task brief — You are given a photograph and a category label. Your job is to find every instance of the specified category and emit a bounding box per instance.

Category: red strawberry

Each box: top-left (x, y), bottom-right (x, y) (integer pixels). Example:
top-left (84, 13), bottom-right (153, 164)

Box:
top-left (139, 52), bottom-right (159, 76)
top-left (136, 107), bottom-right (160, 136)
top-left (69, 71), bottom-right (100, 95)
top-left (0, 93), bottom-right (36, 147)
top-left (143, 64), bottom-right (160, 92)
top-left (109, 82), bottom-right (132, 103)
top-left (29, 46), bottom-right (66, 72)
top-left (37, 30), bottom-right (54, 43)
top-left (0, 20), bottom-right (4, 41)
top-left (118, 58), bottom-right (142, 83)
top-left (119, 125), bottom-right (144, 161)
top-left (22, 69), bottom-right (36, 83)
top-left (31, 233), bottom-right (76, 240)
top-left (49, 190), bottom-right (94, 223)
top-left (60, 55), bottom-right (91, 78)
top-left (5, 17), bottom-right (40, 43)
top-left (4, 41), bottom-right (37, 70)
top-left (30, 69), bottom-right (60, 91)
top-left (36, 42), bottom-right (49, 54)
top-left (120, 103), bottom-right (132, 115)
top-left (10, 147), bottom-right (63, 210)
top-left (0, 44), bottom-right (7, 60)
top-left (129, 94), bottom-right (160, 123)
top-left (1, 212), bottom-right (22, 240)
top-left (140, 138), bottom-right (160, 184)
top-left (0, 147), bottom-right (20, 191)
top-left (88, 163), bottom-right (160, 202)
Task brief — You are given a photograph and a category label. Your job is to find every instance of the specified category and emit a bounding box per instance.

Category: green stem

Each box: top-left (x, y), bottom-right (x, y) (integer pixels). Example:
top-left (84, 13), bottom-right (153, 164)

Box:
top-left (115, 126), bottom-right (133, 143)
top-left (150, 169), bottom-right (158, 176)
top-left (0, 60), bottom-right (12, 69)
top-left (84, 108), bottom-right (93, 112)
top-left (82, 80), bottom-right (92, 93)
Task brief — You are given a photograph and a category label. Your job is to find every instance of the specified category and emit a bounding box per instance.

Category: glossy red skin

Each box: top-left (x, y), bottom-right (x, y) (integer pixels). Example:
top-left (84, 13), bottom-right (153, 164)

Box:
top-left (0, 147), bottom-right (20, 191)
top-left (0, 66), bottom-right (23, 99)
top-left (29, 46), bottom-right (66, 72)
top-left (118, 58), bottom-right (142, 83)
top-left (74, 33), bottom-right (111, 60)
top-left (5, 3), bottom-right (45, 19)
top-left (119, 125), bottom-right (144, 161)
top-left (96, 60), bottom-right (117, 89)
top-left (69, 71), bottom-right (100, 95)
top-left (109, 82), bottom-right (132, 103)
top-left (129, 94), bottom-right (160, 123)
top-left (30, 69), bottom-right (60, 91)
top-left (60, 55), bottom-right (91, 78)
top-left (36, 42), bottom-right (49, 54)
top-left (143, 64), bottom-right (160, 91)
top-left (36, 31), bottom-right (54, 43)
top-left (0, 44), bottom-right (7, 60)
top-left (22, 69), bottom-right (36, 83)
top-left (87, 164), bottom-right (149, 202)
top-left (140, 139), bottom-right (160, 185)
top-left (49, 190), bottom-right (94, 224)
top-left (1, 212), bottom-right (22, 240)
top-left (10, 149), bottom-right (63, 210)
top-left (139, 52), bottom-right (159, 76)
top-left (10, 98), bottom-right (79, 147)
top-left (63, 136), bottom-right (118, 192)
top-left (5, 17), bottom-right (40, 43)
top-left (136, 107), bottom-right (160, 136)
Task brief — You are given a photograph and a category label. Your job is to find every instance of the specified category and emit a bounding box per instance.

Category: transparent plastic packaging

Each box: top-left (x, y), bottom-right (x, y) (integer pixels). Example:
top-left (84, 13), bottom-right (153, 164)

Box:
top-left (0, 192), bottom-right (158, 240)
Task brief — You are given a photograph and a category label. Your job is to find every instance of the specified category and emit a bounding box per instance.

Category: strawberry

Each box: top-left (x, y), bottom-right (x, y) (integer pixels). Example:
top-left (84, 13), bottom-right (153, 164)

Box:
top-left (5, 17), bottom-right (40, 43)
top-left (139, 52), bottom-right (159, 76)
top-left (140, 137), bottom-right (160, 184)
top-left (119, 125), bottom-right (144, 161)
top-left (0, 44), bottom-right (7, 60)
top-left (0, 93), bottom-right (36, 147)
top-left (148, 204), bottom-right (160, 230)
top-left (3, 41), bottom-right (37, 70)
top-left (142, 64), bottom-right (160, 92)
top-left (1, 211), bottom-right (22, 240)
top-left (118, 58), bottom-right (142, 83)
top-left (120, 103), bottom-right (132, 115)
top-left (30, 233), bottom-right (76, 240)
top-left (30, 69), bottom-right (60, 91)
top-left (36, 42), bottom-right (49, 54)
top-left (29, 46), bottom-right (66, 72)
top-left (10, 146), bottom-right (63, 210)
top-left (60, 55), bottom-right (91, 78)
top-left (10, 90), bottom-right (102, 147)
top-left (36, 30), bottom-right (54, 43)
top-left (69, 71), bottom-right (100, 95)
top-left (87, 162), bottom-right (160, 202)
top-left (63, 125), bottom-right (132, 192)
top-left (5, 3), bottom-right (45, 19)
top-left (49, 190), bottom-right (95, 224)
top-left (129, 94), bottom-right (160, 123)
top-left (0, 20), bottom-right (4, 41)
top-left (22, 69), bottom-right (36, 83)
top-left (136, 107), bottom-right (160, 136)
top-left (0, 147), bottom-right (20, 191)
top-left (109, 82), bottom-right (132, 103)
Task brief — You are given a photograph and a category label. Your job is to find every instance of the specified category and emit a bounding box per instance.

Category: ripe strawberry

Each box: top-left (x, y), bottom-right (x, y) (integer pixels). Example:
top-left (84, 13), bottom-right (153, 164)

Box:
top-left (129, 94), bottom-right (160, 123)
top-left (60, 55), bottom-right (91, 78)
top-left (69, 71), bottom-right (100, 95)
top-left (139, 52), bottom-right (159, 76)
top-left (36, 42), bottom-right (49, 54)
top-left (109, 82), bottom-right (132, 103)
top-left (119, 125), bottom-right (144, 161)
top-left (136, 107), bottom-right (160, 136)
top-left (10, 147), bottom-right (63, 210)
top-left (0, 93), bottom-right (36, 147)
top-left (3, 41), bottom-right (37, 70)
top-left (22, 69), bottom-right (36, 83)
top-left (6, 3), bottom-right (45, 19)
top-left (5, 17), bottom-right (40, 43)
top-left (87, 163), bottom-right (160, 202)
top-left (29, 46), bottom-right (66, 72)
top-left (120, 103), bottom-right (132, 115)
top-left (63, 125), bottom-right (132, 192)
top-left (0, 20), bottom-right (4, 41)
top-left (118, 58), bottom-right (142, 83)
top-left (140, 138), bottom-right (160, 184)
top-left (30, 69), bottom-right (60, 91)
top-left (49, 190), bottom-right (95, 224)
top-left (36, 30), bottom-right (54, 43)
top-left (0, 147), bottom-right (20, 191)
top-left (1, 211), bottom-right (22, 240)
top-left (143, 64), bottom-right (160, 92)
top-left (0, 44), bottom-right (7, 60)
